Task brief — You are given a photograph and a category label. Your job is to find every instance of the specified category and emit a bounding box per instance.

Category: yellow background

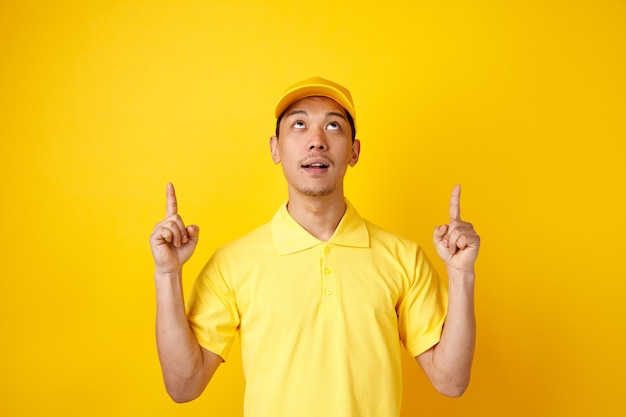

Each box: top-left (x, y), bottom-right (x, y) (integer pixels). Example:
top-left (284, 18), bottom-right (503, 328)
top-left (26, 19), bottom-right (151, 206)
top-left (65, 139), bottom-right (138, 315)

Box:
top-left (1, 0), bottom-right (625, 416)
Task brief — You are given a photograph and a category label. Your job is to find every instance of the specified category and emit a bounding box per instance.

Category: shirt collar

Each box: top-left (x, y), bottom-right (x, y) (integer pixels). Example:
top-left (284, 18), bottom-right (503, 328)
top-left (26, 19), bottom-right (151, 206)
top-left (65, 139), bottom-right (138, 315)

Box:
top-left (271, 200), bottom-right (370, 255)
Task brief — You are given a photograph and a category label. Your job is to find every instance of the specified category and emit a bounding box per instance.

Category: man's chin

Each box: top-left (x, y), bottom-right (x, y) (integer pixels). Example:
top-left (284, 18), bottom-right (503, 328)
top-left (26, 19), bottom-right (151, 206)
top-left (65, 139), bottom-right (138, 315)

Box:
top-left (298, 186), bottom-right (335, 197)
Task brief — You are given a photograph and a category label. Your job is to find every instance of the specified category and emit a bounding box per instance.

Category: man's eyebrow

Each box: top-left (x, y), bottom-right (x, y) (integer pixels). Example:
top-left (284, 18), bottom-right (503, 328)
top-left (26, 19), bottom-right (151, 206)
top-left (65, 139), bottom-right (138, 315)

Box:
top-left (285, 110), bottom-right (347, 121)
top-left (326, 111), bottom-right (347, 121)
top-left (286, 109), bottom-right (309, 118)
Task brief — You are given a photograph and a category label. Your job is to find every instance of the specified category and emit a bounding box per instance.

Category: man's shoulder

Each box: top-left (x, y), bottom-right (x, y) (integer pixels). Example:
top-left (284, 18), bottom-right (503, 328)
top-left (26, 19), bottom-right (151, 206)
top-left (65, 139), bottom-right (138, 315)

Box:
top-left (363, 217), bottom-right (418, 244)
top-left (217, 221), bottom-right (273, 254)
top-left (359, 218), bottom-right (432, 267)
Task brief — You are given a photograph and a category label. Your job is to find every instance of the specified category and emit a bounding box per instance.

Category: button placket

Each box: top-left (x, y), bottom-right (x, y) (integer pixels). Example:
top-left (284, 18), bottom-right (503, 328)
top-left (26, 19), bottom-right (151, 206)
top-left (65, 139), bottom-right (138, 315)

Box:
top-left (321, 245), bottom-right (336, 315)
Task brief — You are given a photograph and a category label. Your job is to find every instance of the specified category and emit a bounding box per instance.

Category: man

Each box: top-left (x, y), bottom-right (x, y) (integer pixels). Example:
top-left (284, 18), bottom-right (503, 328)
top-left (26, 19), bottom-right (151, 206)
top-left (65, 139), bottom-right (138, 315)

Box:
top-left (150, 77), bottom-right (480, 416)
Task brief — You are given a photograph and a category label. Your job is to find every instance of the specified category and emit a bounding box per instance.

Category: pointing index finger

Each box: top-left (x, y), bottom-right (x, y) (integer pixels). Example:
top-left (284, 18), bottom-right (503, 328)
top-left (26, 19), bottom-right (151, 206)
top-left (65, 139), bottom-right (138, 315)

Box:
top-left (166, 182), bottom-right (178, 217)
top-left (449, 184), bottom-right (461, 220)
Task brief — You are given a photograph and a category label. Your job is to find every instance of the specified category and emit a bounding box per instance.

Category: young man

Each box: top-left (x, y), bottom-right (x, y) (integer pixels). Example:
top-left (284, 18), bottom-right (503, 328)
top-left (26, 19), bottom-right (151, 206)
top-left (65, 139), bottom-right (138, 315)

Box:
top-left (150, 77), bottom-right (480, 416)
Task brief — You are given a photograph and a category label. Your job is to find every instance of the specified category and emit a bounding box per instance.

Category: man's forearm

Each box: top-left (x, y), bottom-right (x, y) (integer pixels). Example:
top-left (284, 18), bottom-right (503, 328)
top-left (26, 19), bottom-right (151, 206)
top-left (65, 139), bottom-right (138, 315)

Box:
top-left (155, 271), bottom-right (214, 402)
top-left (438, 269), bottom-right (476, 390)
top-left (417, 269), bottom-right (476, 397)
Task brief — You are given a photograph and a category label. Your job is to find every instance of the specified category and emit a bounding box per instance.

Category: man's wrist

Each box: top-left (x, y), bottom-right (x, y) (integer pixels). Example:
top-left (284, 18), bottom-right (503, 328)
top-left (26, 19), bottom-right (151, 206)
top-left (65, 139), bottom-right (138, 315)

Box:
top-left (154, 269), bottom-right (183, 282)
top-left (446, 268), bottom-right (476, 286)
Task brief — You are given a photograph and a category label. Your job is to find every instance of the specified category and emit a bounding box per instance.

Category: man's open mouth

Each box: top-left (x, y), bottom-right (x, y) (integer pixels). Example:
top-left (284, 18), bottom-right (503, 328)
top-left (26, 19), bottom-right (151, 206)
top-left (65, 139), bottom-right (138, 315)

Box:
top-left (302, 163), bottom-right (329, 168)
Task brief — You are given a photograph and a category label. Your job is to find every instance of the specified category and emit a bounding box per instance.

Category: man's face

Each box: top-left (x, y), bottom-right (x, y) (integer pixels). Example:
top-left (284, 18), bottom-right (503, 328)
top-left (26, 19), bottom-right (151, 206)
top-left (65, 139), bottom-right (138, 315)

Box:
top-left (270, 96), bottom-right (360, 198)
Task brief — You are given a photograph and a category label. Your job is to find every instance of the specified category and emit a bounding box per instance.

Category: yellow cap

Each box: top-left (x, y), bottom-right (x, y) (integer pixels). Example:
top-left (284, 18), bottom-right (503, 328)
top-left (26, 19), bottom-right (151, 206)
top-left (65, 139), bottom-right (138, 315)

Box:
top-left (275, 77), bottom-right (357, 131)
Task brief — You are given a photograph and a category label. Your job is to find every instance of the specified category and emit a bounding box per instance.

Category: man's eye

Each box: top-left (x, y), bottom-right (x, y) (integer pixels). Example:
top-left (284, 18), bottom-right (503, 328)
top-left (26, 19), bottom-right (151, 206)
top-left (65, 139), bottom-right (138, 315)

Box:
top-left (293, 121), bottom-right (305, 129)
top-left (327, 122), bottom-right (340, 130)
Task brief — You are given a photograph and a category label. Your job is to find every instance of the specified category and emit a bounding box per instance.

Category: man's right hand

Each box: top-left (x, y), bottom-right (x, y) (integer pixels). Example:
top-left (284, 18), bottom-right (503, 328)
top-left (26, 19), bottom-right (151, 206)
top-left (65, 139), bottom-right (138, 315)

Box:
top-left (149, 183), bottom-right (199, 275)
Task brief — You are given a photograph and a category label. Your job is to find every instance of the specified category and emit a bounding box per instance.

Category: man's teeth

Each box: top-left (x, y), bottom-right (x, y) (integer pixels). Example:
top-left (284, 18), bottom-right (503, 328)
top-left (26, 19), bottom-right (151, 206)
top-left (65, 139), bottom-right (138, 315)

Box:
top-left (304, 163), bottom-right (328, 168)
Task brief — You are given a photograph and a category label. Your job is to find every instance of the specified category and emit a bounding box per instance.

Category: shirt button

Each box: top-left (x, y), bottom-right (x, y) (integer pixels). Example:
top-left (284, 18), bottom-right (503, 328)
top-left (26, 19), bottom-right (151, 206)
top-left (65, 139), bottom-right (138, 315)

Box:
top-left (324, 246), bottom-right (331, 254)
top-left (325, 288), bottom-right (334, 296)
top-left (324, 267), bottom-right (332, 275)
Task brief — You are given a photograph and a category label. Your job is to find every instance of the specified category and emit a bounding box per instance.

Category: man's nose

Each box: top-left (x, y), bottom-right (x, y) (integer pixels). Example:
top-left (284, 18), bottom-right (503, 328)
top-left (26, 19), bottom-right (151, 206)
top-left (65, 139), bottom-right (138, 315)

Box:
top-left (307, 126), bottom-right (328, 150)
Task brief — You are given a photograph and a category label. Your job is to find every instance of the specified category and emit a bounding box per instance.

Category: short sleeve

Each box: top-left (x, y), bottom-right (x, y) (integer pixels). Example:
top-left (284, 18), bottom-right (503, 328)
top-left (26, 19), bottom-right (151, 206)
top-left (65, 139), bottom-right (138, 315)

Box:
top-left (187, 251), bottom-right (240, 360)
top-left (397, 247), bottom-right (448, 357)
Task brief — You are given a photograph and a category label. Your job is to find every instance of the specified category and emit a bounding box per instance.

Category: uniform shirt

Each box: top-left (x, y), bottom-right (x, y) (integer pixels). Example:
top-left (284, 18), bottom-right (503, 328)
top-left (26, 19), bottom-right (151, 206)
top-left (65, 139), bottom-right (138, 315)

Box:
top-left (187, 201), bottom-right (448, 417)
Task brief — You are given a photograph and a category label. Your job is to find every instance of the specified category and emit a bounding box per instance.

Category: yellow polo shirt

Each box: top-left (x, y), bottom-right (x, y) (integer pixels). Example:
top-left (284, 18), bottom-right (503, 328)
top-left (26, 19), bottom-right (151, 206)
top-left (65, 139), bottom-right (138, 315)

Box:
top-left (187, 201), bottom-right (447, 417)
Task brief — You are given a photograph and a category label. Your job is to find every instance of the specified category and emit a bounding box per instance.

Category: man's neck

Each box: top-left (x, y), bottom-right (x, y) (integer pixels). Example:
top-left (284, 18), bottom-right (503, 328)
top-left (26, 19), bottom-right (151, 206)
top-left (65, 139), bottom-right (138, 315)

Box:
top-left (286, 193), bottom-right (347, 242)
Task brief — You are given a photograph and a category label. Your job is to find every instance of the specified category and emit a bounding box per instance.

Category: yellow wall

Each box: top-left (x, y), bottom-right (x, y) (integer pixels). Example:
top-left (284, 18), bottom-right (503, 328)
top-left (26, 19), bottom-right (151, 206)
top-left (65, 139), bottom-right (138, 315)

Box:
top-left (1, 1), bottom-right (625, 415)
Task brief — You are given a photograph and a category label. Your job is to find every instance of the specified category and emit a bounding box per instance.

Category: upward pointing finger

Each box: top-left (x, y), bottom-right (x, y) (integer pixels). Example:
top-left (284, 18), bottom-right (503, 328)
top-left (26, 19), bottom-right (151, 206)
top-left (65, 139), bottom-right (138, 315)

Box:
top-left (166, 182), bottom-right (178, 217)
top-left (449, 184), bottom-right (461, 220)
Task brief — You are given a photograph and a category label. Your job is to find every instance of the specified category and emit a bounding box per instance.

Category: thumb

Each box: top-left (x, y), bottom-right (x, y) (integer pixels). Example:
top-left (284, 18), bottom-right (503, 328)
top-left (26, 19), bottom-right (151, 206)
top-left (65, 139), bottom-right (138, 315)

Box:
top-left (186, 225), bottom-right (200, 243)
top-left (433, 224), bottom-right (448, 246)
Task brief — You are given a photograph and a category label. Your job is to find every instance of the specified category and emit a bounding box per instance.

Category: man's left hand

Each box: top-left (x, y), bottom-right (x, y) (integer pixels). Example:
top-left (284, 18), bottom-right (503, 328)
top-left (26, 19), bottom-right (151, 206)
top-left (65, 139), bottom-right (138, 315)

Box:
top-left (433, 184), bottom-right (481, 272)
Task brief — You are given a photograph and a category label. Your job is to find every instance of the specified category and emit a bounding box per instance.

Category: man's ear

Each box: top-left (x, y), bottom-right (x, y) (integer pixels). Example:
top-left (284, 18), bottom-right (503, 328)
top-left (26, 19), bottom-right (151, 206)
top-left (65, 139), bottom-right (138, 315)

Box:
top-left (349, 139), bottom-right (361, 167)
top-left (270, 136), bottom-right (281, 164)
